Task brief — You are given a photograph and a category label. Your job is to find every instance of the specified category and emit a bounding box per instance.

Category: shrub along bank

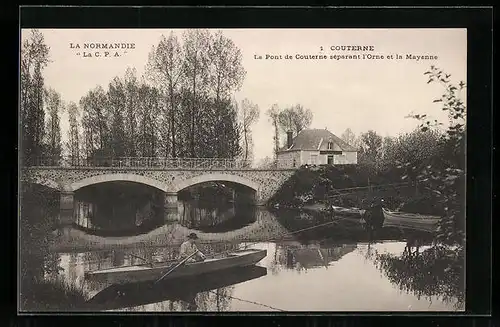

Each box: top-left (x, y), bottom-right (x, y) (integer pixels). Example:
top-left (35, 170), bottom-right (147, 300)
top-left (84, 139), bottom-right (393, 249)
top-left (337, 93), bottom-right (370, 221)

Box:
top-left (267, 164), bottom-right (444, 216)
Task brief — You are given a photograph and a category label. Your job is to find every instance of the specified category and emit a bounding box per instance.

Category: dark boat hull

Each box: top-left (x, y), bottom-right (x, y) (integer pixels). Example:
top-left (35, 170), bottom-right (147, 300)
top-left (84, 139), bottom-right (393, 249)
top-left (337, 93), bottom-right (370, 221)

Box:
top-left (85, 249), bottom-right (267, 285)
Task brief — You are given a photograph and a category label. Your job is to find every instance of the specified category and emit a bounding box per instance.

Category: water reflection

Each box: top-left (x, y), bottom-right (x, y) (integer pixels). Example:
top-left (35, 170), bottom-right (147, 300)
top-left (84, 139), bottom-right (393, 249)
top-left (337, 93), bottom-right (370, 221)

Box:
top-left (74, 182), bottom-right (166, 236)
top-left (178, 201), bottom-right (256, 232)
top-left (86, 266), bottom-right (267, 311)
top-left (372, 242), bottom-right (465, 310)
top-left (48, 238), bottom-right (463, 311)
top-left (74, 197), bottom-right (257, 237)
top-left (41, 200), bottom-right (465, 312)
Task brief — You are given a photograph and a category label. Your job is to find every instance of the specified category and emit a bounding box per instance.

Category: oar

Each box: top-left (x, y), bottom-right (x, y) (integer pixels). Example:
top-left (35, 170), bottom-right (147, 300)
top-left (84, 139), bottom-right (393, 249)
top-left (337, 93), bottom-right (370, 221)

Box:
top-left (154, 250), bottom-right (200, 284)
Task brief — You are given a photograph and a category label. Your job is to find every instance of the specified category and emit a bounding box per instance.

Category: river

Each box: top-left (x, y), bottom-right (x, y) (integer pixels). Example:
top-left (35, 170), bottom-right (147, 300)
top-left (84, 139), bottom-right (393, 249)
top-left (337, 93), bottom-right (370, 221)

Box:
top-left (32, 197), bottom-right (464, 312)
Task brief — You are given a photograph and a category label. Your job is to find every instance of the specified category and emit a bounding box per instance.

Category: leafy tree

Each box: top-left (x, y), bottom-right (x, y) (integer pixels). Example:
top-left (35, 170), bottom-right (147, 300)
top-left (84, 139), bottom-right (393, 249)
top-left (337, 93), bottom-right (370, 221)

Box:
top-left (146, 33), bottom-right (183, 157)
top-left (123, 68), bottom-right (140, 157)
top-left (291, 104), bottom-right (313, 134)
top-left (357, 130), bottom-right (383, 177)
top-left (381, 135), bottom-right (394, 152)
top-left (137, 83), bottom-right (160, 157)
top-left (43, 88), bottom-right (63, 164)
top-left (80, 86), bottom-right (110, 158)
top-left (207, 30), bottom-right (246, 102)
top-left (20, 29), bottom-right (50, 165)
top-left (77, 30), bottom-right (247, 162)
top-left (182, 29), bottom-right (211, 157)
top-left (238, 98), bottom-right (260, 162)
top-left (266, 104), bottom-right (281, 159)
top-left (359, 130), bottom-right (383, 159)
top-left (340, 128), bottom-right (357, 147)
top-left (215, 99), bottom-right (242, 159)
top-left (66, 102), bottom-right (80, 164)
top-left (406, 66), bottom-right (466, 247)
top-left (256, 156), bottom-right (276, 169)
top-left (107, 77), bottom-right (127, 157)
top-left (205, 32), bottom-right (246, 159)
top-left (383, 129), bottom-right (441, 181)
top-left (277, 104), bottom-right (312, 136)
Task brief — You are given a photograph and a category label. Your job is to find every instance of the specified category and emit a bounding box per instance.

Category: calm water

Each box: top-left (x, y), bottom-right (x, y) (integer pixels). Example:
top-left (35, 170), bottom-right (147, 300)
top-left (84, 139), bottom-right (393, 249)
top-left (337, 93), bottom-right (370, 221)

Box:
top-left (53, 241), bottom-right (462, 312)
top-left (42, 199), bottom-right (464, 312)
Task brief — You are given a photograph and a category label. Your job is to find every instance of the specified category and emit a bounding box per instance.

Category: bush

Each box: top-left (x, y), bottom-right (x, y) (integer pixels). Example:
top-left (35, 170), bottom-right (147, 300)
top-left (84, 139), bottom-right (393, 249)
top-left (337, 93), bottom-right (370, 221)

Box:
top-left (20, 278), bottom-right (88, 311)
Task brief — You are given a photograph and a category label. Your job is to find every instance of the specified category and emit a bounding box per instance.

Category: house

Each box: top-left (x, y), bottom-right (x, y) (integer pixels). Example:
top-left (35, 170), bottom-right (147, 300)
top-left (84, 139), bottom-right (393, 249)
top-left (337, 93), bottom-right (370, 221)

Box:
top-left (277, 128), bottom-right (358, 168)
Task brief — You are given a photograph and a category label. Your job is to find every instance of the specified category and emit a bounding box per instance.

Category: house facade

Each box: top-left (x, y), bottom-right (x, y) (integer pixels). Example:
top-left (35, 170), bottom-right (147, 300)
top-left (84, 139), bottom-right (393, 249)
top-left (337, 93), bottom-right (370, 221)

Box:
top-left (276, 129), bottom-right (358, 168)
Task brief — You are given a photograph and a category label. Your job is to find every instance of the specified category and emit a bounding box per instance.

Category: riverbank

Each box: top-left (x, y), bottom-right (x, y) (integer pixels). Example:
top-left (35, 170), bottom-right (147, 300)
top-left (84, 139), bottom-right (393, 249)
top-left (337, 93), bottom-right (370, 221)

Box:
top-left (20, 278), bottom-right (89, 311)
top-left (267, 165), bottom-right (444, 216)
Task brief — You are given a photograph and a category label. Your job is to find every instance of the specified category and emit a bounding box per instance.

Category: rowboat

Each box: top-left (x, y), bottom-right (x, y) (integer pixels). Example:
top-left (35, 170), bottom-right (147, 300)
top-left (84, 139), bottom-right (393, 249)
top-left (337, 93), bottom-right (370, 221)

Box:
top-left (85, 249), bottom-right (267, 285)
top-left (382, 208), bottom-right (441, 232)
top-left (85, 265), bottom-right (267, 311)
top-left (330, 205), bottom-right (366, 217)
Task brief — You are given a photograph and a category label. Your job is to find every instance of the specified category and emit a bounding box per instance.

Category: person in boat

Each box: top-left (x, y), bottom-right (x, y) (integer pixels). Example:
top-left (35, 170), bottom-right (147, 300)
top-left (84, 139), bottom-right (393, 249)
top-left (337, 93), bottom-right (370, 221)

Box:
top-left (179, 233), bottom-right (206, 263)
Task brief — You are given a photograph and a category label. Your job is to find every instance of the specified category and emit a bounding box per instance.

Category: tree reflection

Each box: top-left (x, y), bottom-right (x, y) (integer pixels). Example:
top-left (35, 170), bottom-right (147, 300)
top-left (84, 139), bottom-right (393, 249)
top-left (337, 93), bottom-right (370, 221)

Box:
top-left (177, 292), bottom-right (198, 311)
top-left (373, 243), bottom-right (464, 310)
top-left (178, 196), bottom-right (256, 233)
top-left (67, 253), bottom-right (78, 285)
top-left (167, 286), bottom-right (234, 312)
top-left (214, 286), bottom-right (233, 311)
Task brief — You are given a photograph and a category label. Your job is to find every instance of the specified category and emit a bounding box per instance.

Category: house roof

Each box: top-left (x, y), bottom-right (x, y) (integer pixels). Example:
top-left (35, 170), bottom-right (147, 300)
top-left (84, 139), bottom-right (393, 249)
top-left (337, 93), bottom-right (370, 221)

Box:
top-left (279, 129), bottom-right (358, 152)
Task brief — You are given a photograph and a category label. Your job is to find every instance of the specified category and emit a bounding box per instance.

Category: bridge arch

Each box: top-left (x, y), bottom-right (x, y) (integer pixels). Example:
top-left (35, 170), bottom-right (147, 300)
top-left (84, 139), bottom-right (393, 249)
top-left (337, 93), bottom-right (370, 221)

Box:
top-left (67, 173), bottom-right (169, 193)
top-left (174, 173), bottom-right (260, 194)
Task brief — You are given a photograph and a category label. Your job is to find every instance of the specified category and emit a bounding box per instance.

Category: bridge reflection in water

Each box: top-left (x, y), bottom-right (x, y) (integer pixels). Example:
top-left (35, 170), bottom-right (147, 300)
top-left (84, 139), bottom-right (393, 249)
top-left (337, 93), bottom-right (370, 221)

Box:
top-left (71, 179), bottom-right (258, 237)
top-left (44, 207), bottom-right (463, 312)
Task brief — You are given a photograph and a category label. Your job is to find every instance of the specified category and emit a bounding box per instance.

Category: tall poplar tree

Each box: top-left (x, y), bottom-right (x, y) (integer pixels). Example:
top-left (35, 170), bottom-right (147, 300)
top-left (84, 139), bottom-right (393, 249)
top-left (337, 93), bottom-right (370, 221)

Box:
top-left (20, 29), bottom-right (50, 165)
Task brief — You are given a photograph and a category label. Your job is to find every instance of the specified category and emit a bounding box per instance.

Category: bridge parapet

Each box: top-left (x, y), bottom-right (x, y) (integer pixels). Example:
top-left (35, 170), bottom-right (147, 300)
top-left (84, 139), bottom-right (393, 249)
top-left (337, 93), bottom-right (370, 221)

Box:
top-left (28, 156), bottom-right (298, 170)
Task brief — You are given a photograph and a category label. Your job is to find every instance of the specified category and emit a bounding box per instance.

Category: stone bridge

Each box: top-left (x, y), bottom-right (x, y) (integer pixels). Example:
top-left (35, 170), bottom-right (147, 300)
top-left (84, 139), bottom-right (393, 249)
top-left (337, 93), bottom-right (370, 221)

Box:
top-left (22, 161), bottom-right (296, 227)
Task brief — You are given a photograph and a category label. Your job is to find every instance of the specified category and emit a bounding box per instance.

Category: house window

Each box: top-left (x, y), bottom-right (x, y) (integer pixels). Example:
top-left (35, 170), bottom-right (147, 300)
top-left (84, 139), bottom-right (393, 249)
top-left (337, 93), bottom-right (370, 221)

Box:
top-left (327, 155), bottom-right (334, 165)
top-left (328, 142), bottom-right (334, 150)
top-left (310, 154), bottom-right (318, 165)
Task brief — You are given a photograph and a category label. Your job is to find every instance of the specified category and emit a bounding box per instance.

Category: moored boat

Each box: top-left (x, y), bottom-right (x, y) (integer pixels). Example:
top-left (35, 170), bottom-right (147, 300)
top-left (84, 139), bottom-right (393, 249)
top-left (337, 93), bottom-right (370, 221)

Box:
top-left (330, 205), bottom-right (366, 217)
top-left (301, 203), bottom-right (329, 212)
top-left (382, 208), bottom-right (441, 232)
top-left (85, 248), bottom-right (267, 285)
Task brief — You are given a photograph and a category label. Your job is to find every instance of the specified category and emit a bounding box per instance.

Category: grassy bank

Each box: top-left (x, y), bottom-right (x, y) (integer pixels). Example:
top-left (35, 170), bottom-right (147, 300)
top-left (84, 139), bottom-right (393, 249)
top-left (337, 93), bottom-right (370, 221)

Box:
top-left (20, 278), bottom-right (89, 312)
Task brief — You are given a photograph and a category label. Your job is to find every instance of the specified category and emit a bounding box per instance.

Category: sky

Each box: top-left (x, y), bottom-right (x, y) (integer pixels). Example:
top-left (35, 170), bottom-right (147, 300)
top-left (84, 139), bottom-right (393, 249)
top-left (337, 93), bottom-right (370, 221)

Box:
top-left (22, 28), bottom-right (467, 162)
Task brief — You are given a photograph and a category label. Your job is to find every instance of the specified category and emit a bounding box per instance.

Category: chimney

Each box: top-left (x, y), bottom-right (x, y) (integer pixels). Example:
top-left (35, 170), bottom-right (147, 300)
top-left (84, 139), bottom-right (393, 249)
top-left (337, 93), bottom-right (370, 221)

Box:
top-left (287, 131), bottom-right (293, 149)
